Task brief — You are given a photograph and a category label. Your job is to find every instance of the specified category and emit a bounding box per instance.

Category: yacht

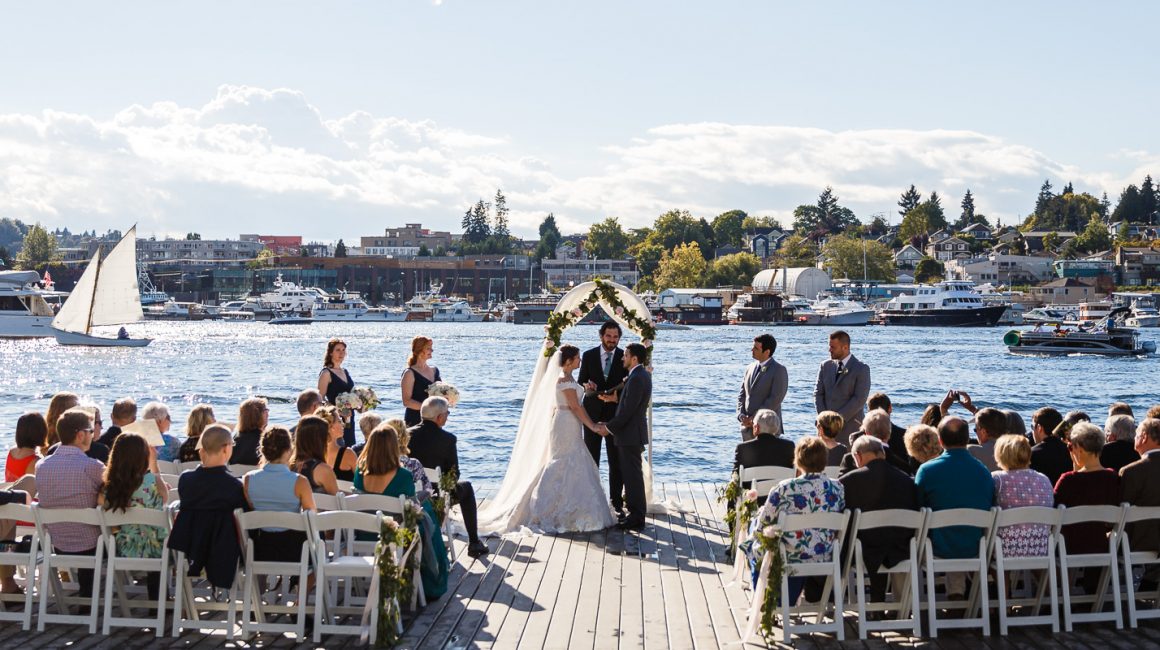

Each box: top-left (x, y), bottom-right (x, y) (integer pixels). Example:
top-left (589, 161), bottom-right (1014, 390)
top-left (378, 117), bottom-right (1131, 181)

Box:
top-left (783, 296), bottom-right (820, 324)
top-left (0, 270), bottom-right (66, 338)
top-left (1077, 301), bottom-right (1115, 324)
top-left (808, 297), bottom-right (874, 326)
top-left (432, 300), bottom-right (485, 322)
top-left (311, 290), bottom-right (408, 322)
top-left (259, 274), bottom-right (325, 314)
top-left (879, 280), bottom-right (1007, 326)
top-left (144, 300), bottom-right (208, 321)
top-left (1126, 297), bottom-right (1160, 328)
top-left (1023, 306), bottom-right (1079, 325)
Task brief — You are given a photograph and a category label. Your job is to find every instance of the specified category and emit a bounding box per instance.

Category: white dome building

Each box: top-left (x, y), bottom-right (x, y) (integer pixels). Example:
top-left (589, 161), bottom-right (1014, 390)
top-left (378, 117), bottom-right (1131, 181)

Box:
top-left (751, 267), bottom-right (831, 299)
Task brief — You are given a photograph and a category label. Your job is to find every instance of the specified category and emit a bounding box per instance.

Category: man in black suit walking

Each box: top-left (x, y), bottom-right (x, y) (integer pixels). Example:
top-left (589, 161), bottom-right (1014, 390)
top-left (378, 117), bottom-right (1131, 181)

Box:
top-left (579, 321), bottom-right (629, 515)
top-left (597, 343), bottom-right (652, 530)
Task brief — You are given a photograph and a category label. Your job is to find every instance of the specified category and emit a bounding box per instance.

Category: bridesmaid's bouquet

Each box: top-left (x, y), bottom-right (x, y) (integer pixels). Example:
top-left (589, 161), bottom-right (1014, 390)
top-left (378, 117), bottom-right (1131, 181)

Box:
top-left (336, 387), bottom-right (380, 418)
top-left (426, 381), bottom-right (460, 407)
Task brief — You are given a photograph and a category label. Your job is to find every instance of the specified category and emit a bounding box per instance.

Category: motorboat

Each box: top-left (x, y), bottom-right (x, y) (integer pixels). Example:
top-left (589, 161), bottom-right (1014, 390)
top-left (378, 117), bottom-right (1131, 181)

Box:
top-left (268, 312), bottom-right (313, 325)
top-left (878, 280), bottom-right (1007, 326)
top-left (808, 298), bottom-right (873, 326)
top-left (1023, 306), bottom-right (1079, 325)
top-left (1005, 307), bottom-right (1156, 356)
top-left (783, 296), bottom-right (820, 324)
top-left (0, 270), bottom-right (66, 338)
top-left (259, 274), bottom-right (325, 314)
top-left (144, 300), bottom-right (208, 320)
top-left (432, 300), bottom-right (485, 322)
top-left (52, 227), bottom-right (152, 347)
top-left (1077, 301), bottom-right (1115, 324)
top-left (1126, 297), bottom-right (1160, 328)
top-left (311, 290), bottom-right (408, 322)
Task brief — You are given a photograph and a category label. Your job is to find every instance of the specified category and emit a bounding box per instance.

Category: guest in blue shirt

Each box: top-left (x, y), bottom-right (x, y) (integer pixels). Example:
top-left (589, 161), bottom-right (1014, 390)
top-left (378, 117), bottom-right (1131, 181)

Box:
top-left (243, 426), bottom-right (316, 562)
top-left (915, 416), bottom-right (995, 562)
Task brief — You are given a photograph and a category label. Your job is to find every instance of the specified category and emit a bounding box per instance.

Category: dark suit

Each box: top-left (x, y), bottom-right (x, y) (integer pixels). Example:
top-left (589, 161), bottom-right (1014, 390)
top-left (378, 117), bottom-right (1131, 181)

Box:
top-left (606, 364), bottom-right (652, 524)
top-left (1102, 439), bottom-right (1140, 474)
top-left (577, 345), bottom-right (628, 511)
top-left (733, 435), bottom-right (795, 475)
top-left (737, 358), bottom-right (789, 441)
top-left (1120, 452), bottom-right (1160, 561)
top-left (840, 458), bottom-right (919, 601)
top-left (407, 419), bottom-right (481, 543)
top-left (837, 442), bottom-right (912, 477)
top-left (1031, 436), bottom-right (1072, 487)
top-left (813, 355), bottom-right (871, 444)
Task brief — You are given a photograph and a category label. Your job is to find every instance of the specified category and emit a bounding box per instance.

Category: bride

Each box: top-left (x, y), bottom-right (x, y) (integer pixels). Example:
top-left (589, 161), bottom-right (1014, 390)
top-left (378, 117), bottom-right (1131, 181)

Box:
top-left (476, 344), bottom-right (615, 534)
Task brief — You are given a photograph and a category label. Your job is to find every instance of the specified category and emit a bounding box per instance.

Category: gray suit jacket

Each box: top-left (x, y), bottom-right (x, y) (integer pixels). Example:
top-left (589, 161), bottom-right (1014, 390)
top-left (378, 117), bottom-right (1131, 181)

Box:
top-left (813, 354), bottom-right (871, 440)
top-left (606, 365), bottom-right (652, 447)
top-left (737, 359), bottom-right (788, 435)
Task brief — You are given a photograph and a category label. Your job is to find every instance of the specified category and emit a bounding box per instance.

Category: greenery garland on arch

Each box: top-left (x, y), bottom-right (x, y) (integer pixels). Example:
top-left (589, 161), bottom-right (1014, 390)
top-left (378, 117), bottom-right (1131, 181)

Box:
top-left (542, 279), bottom-right (657, 357)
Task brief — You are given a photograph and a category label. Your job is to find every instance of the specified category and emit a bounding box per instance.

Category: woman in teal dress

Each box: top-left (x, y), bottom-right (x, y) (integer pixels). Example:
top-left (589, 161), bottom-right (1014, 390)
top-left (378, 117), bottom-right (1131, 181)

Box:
top-left (98, 432), bottom-right (169, 598)
top-left (354, 425), bottom-right (449, 599)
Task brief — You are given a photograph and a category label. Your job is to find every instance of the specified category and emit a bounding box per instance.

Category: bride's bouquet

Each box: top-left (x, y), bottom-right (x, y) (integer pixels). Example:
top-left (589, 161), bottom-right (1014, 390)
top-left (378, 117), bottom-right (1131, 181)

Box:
top-left (335, 386), bottom-right (380, 418)
top-left (427, 381), bottom-right (460, 407)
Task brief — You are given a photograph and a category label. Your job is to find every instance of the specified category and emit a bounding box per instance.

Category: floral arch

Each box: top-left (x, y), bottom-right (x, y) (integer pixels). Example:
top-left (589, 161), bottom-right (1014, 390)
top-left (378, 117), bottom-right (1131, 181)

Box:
top-left (542, 279), bottom-right (656, 356)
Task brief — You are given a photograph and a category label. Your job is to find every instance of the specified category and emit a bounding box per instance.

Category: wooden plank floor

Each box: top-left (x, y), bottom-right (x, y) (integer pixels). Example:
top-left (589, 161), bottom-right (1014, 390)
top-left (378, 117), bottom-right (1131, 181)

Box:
top-left (4, 481), bottom-right (1160, 648)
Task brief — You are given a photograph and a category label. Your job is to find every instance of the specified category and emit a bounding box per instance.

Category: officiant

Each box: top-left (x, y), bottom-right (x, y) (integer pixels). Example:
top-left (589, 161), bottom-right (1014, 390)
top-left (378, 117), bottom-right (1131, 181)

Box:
top-left (579, 320), bottom-right (629, 517)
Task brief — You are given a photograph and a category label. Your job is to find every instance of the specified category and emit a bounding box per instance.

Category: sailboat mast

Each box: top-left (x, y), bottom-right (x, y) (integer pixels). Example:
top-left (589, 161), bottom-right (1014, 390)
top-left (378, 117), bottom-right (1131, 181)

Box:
top-left (85, 245), bottom-right (103, 335)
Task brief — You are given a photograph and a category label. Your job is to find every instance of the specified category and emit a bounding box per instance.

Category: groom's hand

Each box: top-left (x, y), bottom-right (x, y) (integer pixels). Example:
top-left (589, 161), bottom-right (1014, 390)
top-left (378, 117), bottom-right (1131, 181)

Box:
top-left (584, 380), bottom-right (598, 392)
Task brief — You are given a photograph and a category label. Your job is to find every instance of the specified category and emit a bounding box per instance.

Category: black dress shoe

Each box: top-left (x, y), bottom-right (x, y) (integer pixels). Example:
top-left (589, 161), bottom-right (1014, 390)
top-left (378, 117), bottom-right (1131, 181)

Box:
top-left (467, 540), bottom-right (489, 559)
top-left (617, 518), bottom-right (645, 531)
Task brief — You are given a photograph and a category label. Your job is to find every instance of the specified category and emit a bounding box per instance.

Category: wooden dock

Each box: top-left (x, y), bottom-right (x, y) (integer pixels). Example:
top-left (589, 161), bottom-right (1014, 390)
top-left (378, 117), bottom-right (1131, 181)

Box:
top-left (2, 481), bottom-right (1160, 648)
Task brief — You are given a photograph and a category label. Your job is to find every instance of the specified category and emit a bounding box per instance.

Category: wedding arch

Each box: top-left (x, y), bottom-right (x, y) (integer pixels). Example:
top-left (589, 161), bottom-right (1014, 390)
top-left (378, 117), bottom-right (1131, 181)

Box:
top-left (475, 280), bottom-right (669, 534)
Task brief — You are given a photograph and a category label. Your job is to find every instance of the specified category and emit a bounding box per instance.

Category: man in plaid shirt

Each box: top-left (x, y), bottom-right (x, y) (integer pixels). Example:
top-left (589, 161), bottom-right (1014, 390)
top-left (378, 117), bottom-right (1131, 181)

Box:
top-left (35, 408), bottom-right (105, 597)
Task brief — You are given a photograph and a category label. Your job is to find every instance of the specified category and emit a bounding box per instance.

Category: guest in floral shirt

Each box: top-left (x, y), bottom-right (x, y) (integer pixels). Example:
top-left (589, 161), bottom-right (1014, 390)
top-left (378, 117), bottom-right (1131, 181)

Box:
top-left (99, 432), bottom-right (169, 599)
top-left (746, 436), bottom-right (845, 604)
top-left (992, 434), bottom-right (1054, 558)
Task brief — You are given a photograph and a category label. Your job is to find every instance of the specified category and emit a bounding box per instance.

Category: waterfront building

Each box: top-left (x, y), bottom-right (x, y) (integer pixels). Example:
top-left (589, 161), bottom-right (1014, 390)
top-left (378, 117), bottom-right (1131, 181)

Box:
top-left (751, 267), bottom-right (831, 300)
top-left (1054, 258), bottom-right (1116, 279)
top-left (1116, 246), bottom-right (1160, 285)
top-left (540, 257), bottom-right (638, 288)
top-left (240, 234), bottom-right (303, 255)
top-left (359, 223), bottom-right (454, 256)
top-left (925, 236), bottom-right (972, 262)
top-left (137, 237), bottom-right (264, 263)
top-left (892, 245), bottom-right (924, 270)
top-left (945, 253), bottom-right (1054, 284)
top-left (1028, 277), bottom-right (1102, 305)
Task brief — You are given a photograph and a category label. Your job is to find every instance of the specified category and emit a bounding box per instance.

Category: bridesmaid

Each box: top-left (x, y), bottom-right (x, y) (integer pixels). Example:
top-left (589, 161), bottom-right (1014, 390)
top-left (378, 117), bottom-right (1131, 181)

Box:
top-left (317, 338), bottom-right (356, 447)
top-left (401, 336), bottom-right (441, 427)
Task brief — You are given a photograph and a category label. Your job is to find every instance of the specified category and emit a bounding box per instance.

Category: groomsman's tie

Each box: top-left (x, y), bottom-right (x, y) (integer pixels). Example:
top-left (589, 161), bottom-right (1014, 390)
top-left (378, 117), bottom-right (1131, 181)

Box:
top-left (603, 352), bottom-right (612, 378)
top-left (836, 360), bottom-right (844, 375)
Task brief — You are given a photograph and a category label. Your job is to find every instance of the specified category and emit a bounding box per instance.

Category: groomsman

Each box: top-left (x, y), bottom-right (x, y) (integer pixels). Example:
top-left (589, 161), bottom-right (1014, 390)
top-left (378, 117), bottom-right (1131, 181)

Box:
top-left (737, 334), bottom-right (788, 441)
top-left (813, 330), bottom-right (871, 445)
top-left (579, 321), bottom-right (629, 515)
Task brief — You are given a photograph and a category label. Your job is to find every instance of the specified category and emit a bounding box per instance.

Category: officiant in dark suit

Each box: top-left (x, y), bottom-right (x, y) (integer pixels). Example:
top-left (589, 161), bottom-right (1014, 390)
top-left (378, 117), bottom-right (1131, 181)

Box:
top-left (813, 330), bottom-right (871, 445)
top-left (737, 334), bottom-right (789, 441)
top-left (579, 320), bottom-right (629, 515)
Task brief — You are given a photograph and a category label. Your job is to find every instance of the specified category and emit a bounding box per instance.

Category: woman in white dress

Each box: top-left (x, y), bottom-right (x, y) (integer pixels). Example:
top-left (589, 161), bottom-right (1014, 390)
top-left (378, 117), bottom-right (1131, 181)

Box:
top-left (484, 345), bottom-right (615, 534)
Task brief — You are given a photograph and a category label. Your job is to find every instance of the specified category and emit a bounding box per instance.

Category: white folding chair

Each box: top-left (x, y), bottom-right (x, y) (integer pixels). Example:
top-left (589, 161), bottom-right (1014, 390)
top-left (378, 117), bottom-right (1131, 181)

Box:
top-left (101, 506), bottom-right (172, 636)
top-left (32, 505), bottom-right (105, 633)
top-left (339, 494), bottom-right (423, 608)
top-left (170, 503), bottom-right (242, 639)
top-left (731, 477), bottom-right (781, 583)
top-left (156, 460), bottom-right (180, 475)
top-left (0, 502), bottom-right (41, 630)
top-left (745, 509), bottom-right (851, 644)
top-left (1058, 503), bottom-right (1126, 631)
top-left (336, 480), bottom-right (356, 494)
top-left (227, 464), bottom-right (259, 478)
top-left (177, 461), bottom-right (201, 473)
top-left (823, 466), bottom-right (842, 479)
top-left (424, 466), bottom-right (457, 562)
top-left (922, 507), bottom-right (996, 637)
top-left (1122, 505), bottom-right (1160, 627)
top-left (850, 508), bottom-right (927, 639)
top-left (234, 509), bottom-right (313, 640)
top-left (991, 506), bottom-right (1062, 633)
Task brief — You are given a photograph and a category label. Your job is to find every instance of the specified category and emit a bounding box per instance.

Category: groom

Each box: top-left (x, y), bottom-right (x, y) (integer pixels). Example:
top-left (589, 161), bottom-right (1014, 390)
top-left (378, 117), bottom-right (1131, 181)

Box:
top-left (579, 321), bottom-right (628, 516)
top-left (597, 342), bottom-right (652, 531)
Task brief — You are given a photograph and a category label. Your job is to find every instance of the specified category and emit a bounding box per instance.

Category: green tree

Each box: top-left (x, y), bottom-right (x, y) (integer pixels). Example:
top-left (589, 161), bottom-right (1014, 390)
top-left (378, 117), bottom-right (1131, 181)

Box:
top-left (0, 245), bottom-right (10, 268)
top-left (185, 232), bottom-right (202, 240)
top-left (461, 199), bottom-right (492, 244)
top-left (898, 205), bottom-right (933, 240)
top-left (740, 215), bottom-right (781, 230)
top-left (653, 242), bottom-right (707, 291)
top-left (771, 233), bottom-right (819, 267)
top-left (1074, 213), bottom-right (1112, 253)
top-left (1034, 179), bottom-right (1055, 216)
top-left (898, 184), bottom-right (922, 217)
top-left (820, 234), bottom-right (896, 282)
top-left (1100, 192), bottom-right (1112, 219)
top-left (792, 186), bottom-right (859, 236)
top-left (334, 239), bottom-right (348, 257)
top-left (1041, 231), bottom-right (1060, 253)
top-left (14, 224), bottom-right (61, 271)
top-left (955, 189), bottom-right (977, 229)
top-left (298, 246), bottom-right (310, 257)
top-left (246, 248), bottom-right (275, 269)
top-left (646, 209), bottom-right (713, 256)
top-left (630, 242), bottom-right (664, 285)
top-left (0, 218), bottom-right (28, 248)
top-left (1112, 184), bottom-right (1144, 225)
top-left (1141, 175), bottom-right (1157, 224)
top-left (585, 217), bottom-right (629, 259)
top-left (1117, 221), bottom-right (1132, 244)
top-left (492, 189), bottom-right (510, 244)
top-left (925, 192), bottom-right (947, 230)
top-left (914, 257), bottom-right (943, 283)
top-left (534, 213), bottom-right (561, 260)
top-left (711, 210), bottom-right (747, 248)
top-left (418, 244), bottom-right (431, 257)
top-left (866, 214), bottom-right (889, 237)
top-left (705, 252), bottom-right (762, 287)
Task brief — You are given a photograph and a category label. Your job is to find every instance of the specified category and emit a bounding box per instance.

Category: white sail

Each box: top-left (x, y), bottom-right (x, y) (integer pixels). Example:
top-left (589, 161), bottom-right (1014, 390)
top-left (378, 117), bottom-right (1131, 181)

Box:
top-left (50, 226), bottom-right (144, 334)
top-left (89, 226), bottom-right (143, 327)
top-left (51, 249), bottom-right (100, 334)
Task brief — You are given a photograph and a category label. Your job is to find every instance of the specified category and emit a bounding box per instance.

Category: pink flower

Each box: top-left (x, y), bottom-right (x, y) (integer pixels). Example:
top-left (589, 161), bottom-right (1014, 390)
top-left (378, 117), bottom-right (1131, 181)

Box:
top-left (642, 339), bottom-right (653, 348)
top-left (745, 489), bottom-right (758, 501)
top-left (543, 338), bottom-right (555, 348)
top-left (571, 308), bottom-right (583, 317)
top-left (762, 525), bottom-right (777, 539)
top-left (614, 305), bottom-right (625, 315)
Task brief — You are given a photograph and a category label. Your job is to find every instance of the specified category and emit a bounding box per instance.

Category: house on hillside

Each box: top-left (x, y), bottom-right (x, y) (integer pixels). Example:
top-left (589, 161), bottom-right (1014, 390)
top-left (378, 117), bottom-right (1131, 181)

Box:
top-left (1116, 246), bottom-right (1160, 285)
top-left (944, 253), bottom-right (1054, 284)
top-left (957, 222), bottom-right (994, 242)
top-left (926, 236), bottom-right (971, 262)
top-left (1108, 222), bottom-right (1157, 241)
top-left (893, 244), bottom-right (924, 270)
top-left (746, 228), bottom-right (787, 260)
top-left (1021, 231), bottom-right (1076, 253)
top-left (1029, 277), bottom-right (1101, 305)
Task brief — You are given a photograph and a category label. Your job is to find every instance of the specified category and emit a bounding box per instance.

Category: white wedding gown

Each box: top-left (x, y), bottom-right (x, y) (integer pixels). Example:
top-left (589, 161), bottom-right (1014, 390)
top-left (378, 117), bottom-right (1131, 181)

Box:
top-left (494, 381), bottom-right (616, 534)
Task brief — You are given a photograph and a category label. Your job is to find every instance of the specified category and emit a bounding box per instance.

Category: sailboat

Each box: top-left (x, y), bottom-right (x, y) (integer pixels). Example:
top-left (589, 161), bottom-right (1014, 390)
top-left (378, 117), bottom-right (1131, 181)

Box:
top-left (52, 226), bottom-right (152, 347)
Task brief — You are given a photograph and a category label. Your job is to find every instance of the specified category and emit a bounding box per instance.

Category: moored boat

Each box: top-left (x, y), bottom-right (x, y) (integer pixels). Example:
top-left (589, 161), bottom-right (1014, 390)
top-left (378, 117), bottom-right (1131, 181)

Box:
top-left (879, 280), bottom-right (1007, 326)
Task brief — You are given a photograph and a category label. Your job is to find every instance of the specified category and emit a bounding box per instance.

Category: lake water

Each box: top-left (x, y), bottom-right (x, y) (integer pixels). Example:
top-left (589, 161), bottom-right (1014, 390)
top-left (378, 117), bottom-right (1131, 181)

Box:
top-left (1, 321), bottom-right (1155, 488)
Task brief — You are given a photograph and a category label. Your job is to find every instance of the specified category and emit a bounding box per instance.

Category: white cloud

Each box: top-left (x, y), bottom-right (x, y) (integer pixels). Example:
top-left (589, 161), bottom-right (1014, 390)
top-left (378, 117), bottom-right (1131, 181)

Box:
top-left (0, 87), bottom-right (1153, 239)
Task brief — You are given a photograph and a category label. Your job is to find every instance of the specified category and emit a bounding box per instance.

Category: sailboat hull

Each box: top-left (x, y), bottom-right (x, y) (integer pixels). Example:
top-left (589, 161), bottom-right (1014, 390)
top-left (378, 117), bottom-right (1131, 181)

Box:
top-left (53, 328), bottom-right (152, 347)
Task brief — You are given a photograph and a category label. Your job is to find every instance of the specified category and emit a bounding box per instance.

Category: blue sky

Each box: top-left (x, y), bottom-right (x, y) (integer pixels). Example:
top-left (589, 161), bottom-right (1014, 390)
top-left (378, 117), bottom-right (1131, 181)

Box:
top-left (1, 1), bottom-right (1157, 240)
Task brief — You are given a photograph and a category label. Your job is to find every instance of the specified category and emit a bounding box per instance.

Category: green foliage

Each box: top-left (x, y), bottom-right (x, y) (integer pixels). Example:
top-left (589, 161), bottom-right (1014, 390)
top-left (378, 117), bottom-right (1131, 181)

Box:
top-left (1041, 231), bottom-right (1060, 253)
top-left (772, 233), bottom-right (819, 267)
top-left (1025, 191), bottom-right (1103, 233)
top-left (0, 218), bottom-right (29, 249)
top-left (653, 241), bottom-right (708, 291)
top-left (0, 245), bottom-right (10, 268)
top-left (741, 215), bottom-right (781, 230)
top-left (1034, 179), bottom-right (1054, 216)
top-left (1117, 221), bottom-right (1132, 244)
top-left (418, 244), bottom-right (430, 257)
top-left (1073, 214), bottom-right (1112, 253)
top-left (646, 209), bottom-right (714, 256)
top-left (245, 248), bottom-right (275, 269)
top-left (914, 257), bottom-right (944, 283)
top-left (866, 215), bottom-right (889, 237)
top-left (333, 239), bottom-right (348, 258)
top-left (375, 504), bottom-right (422, 647)
top-left (820, 234), bottom-right (896, 282)
top-left (298, 246), bottom-right (310, 257)
top-left (184, 232), bottom-right (201, 240)
top-left (585, 217), bottom-right (629, 259)
top-left (954, 189), bottom-right (977, 229)
top-left (791, 186), bottom-right (858, 236)
top-left (705, 252), bottom-right (762, 287)
top-left (534, 213), bottom-right (562, 261)
top-left (709, 210), bottom-right (747, 248)
top-left (898, 184), bottom-right (922, 217)
top-left (461, 199), bottom-right (492, 244)
top-left (14, 224), bottom-right (60, 271)
top-left (899, 203), bottom-right (942, 240)
top-left (629, 242), bottom-right (664, 286)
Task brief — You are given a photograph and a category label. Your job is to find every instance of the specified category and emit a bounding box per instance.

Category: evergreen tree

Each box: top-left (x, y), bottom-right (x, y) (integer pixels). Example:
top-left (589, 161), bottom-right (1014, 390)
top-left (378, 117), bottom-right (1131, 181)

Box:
top-left (534, 213), bottom-right (561, 260)
top-left (1141, 175), bottom-right (1157, 225)
top-left (333, 239), bottom-right (348, 257)
top-left (14, 224), bottom-right (61, 271)
top-left (493, 189), bottom-right (510, 239)
top-left (927, 191), bottom-right (945, 228)
top-left (1100, 192), bottom-right (1112, 220)
top-left (791, 186), bottom-right (859, 235)
top-left (955, 189), bottom-right (976, 229)
top-left (1062, 182), bottom-right (1074, 195)
top-left (1034, 179), bottom-right (1055, 216)
top-left (898, 185), bottom-right (922, 217)
top-left (1112, 184), bottom-right (1145, 224)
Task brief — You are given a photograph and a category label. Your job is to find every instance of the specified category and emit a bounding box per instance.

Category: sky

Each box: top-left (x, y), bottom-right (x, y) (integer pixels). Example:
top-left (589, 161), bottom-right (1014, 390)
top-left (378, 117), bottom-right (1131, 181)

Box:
top-left (1, 1), bottom-right (1158, 241)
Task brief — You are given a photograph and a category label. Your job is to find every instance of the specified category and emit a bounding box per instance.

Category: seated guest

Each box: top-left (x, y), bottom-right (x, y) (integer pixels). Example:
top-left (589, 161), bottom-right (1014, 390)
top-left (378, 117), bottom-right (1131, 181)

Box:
top-left (920, 404), bottom-right (942, 427)
top-left (315, 405), bottom-right (357, 483)
top-left (1101, 413), bottom-right (1140, 473)
top-left (291, 416), bottom-right (339, 495)
top-left (6, 412), bottom-right (46, 481)
top-left (43, 391), bottom-right (80, 451)
top-left (295, 388), bottom-right (324, 422)
top-left (1003, 409), bottom-right (1027, 440)
top-left (383, 417), bottom-right (433, 496)
top-left (45, 404), bottom-right (111, 463)
top-left (1146, 405), bottom-right (1160, 420)
top-left (904, 424), bottom-right (943, 465)
top-left (992, 435), bottom-right (1054, 558)
top-left (839, 435), bottom-right (918, 602)
top-left (914, 417), bottom-right (994, 599)
top-left (733, 409), bottom-right (794, 475)
top-left (746, 437), bottom-right (845, 603)
top-left (243, 427), bottom-right (316, 562)
top-left (1054, 410), bottom-right (1090, 441)
top-left (408, 396), bottom-right (488, 559)
top-left (35, 408), bottom-right (104, 597)
top-left (1109, 402), bottom-right (1133, 418)
top-left (179, 404), bottom-right (216, 463)
top-left (1030, 407), bottom-right (1070, 487)
top-left (140, 402), bottom-right (182, 462)
top-left (866, 392), bottom-right (908, 452)
top-left (968, 407), bottom-right (1007, 471)
top-left (0, 487), bottom-right (31, 594)
top-left (230, 397), bottom-right (267, 466)
top-left (1121, 418), bottom-right (1160, 591)
top-left (841, 409), bottom-right (911, 475)
top-left (99, 433), bottom-right (168, 597)
top-left (98, 397), bottom-right (137, 449)
top-left (814, 410), bottom-right (847, 466)
top-left (353, 412), bottom-right (383, 457)
top-left (1054, 422), bottom-right (1120, 594)
top-left (169, 424), bottom-right (248, 590)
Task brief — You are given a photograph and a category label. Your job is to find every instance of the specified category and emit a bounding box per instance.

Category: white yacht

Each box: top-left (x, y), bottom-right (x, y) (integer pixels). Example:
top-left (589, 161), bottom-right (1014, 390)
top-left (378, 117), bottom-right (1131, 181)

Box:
top-left (0, 270), bottom-right (66, 338)
top-left (259, 274), bottom-right (325, 314)
top-left (312, 290), bottom-right (408, 322)
top-left (432, 300), bottom-right (485, 322)
top-left (879, 280), bottom-right (1007, 326)
top-left (1126, 297), bottom-right (1160, 328)
top-left (808, 297), bottom-right (874, 326)
top-left (781, 296), bottom-right (821, 324)
top-left (1023, 306), bottom-right (1079, 324)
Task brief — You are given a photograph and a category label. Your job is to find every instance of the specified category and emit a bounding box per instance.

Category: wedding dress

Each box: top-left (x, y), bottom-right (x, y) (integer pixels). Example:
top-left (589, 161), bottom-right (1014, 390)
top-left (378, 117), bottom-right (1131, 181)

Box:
top-left (480, 379), bottom-right (615, 534)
